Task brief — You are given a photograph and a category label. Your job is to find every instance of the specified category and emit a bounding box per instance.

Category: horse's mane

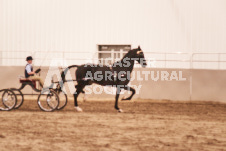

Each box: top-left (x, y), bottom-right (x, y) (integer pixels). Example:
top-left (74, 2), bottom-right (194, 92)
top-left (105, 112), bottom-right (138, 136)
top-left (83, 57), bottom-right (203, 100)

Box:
top-left (112, 48), bottom-right (138, 67)
top-left (122, 49), bottom-right (137, 59)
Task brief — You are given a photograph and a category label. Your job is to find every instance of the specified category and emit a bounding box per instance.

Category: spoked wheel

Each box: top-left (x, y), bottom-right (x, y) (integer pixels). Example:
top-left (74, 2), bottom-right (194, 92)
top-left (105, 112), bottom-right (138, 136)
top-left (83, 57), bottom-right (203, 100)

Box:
top-left (0, 89), bottom-right (17, 111)
top-left (37, 89), bottom-right (59, 112)
top-left (56, 90), bottom-right (68, 110)
top-left (10, 88), bottom-right (24, 109)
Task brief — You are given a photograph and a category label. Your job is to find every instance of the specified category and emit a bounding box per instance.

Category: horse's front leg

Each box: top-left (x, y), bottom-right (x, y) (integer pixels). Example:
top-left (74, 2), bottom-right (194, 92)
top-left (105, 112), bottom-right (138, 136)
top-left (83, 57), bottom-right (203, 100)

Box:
top-left (115, 86), bottom-right (123, 112)
top-left (121, 86), bottom-right (135, 101)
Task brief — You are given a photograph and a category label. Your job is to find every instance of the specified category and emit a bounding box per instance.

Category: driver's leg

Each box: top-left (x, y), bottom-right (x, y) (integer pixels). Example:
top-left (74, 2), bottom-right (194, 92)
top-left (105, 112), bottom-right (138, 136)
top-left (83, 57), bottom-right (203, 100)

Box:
top-left (30, 75), bottom-right (44, 88)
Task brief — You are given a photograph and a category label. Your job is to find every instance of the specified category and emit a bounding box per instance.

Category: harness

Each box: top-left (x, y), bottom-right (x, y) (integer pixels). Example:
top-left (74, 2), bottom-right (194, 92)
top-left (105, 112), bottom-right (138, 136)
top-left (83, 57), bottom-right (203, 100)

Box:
top-left (109, 66), bottom-right (117, 79)
top-left (109, 66), bottom-right (127, 82)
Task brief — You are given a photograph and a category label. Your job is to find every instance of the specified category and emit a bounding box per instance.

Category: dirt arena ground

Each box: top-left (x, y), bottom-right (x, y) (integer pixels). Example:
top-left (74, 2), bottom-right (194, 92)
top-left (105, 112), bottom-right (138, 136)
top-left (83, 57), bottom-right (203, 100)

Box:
top-left (0, 98), bottom-right (226, 151)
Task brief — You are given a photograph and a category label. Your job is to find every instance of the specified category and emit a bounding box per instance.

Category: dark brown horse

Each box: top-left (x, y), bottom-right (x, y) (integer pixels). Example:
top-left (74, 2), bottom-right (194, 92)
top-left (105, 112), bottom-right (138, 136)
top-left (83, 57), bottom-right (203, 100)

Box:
top-left (61, 46), bottom-right (147, 112)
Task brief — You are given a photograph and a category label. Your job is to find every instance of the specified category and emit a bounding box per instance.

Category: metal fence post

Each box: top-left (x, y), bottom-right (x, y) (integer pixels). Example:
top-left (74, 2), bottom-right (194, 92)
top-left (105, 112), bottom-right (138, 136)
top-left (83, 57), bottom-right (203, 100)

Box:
top-left (218, 53), bottom-right (220, 70)
top-left (0, 51), bottom-right (2, 66)
top-left (189, 53), bottom-right (193, 101)
top-left (164, 53), bottom-right (166, 68)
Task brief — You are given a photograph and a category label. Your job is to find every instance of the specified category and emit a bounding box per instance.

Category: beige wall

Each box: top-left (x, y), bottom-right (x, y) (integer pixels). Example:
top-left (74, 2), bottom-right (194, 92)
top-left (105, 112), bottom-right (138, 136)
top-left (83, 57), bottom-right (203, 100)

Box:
top-left (1, 0), bottom-right (226, 54)
top-left (0, 66), bottom-right (225, 102)
top-left (191, 69), bottom-right (226, 102)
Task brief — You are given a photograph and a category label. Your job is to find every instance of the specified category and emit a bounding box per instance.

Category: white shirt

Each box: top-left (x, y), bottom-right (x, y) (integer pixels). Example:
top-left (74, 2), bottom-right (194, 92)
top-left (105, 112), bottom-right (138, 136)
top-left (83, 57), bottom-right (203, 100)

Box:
top-left (25, 64), bottom-right (32, 73)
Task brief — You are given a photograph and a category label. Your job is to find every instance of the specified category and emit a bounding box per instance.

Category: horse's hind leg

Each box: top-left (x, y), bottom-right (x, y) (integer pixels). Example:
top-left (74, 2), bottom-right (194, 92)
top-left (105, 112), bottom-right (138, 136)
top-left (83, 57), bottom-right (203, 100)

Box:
top-left (76, 84), bottom-right (86, 101)
top-left (73, 84), bottom-right (85, 112)
top-left (121, 86), bottom-right (135, 101)
top-left (115, 86), bottom-right (123, 112)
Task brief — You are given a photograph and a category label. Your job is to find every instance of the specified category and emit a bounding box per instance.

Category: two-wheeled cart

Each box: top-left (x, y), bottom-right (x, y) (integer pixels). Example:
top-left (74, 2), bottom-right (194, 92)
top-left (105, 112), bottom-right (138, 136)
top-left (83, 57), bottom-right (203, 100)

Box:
top-left (0, 73), bottom-right (68, 112)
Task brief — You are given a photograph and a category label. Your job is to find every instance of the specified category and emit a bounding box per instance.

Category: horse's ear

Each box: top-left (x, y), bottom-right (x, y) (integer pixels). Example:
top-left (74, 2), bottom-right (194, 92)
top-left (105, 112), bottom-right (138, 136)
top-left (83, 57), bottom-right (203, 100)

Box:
top-left (138, 45), bottom-right (140, 50)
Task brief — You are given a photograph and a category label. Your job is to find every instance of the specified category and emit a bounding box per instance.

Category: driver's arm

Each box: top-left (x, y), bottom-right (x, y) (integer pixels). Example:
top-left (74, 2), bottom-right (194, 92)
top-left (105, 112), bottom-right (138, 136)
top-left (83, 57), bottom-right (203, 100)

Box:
top-left (26, 65), bottom-right (35, 75)
top-left (28, 71), bottom-right (35, 75)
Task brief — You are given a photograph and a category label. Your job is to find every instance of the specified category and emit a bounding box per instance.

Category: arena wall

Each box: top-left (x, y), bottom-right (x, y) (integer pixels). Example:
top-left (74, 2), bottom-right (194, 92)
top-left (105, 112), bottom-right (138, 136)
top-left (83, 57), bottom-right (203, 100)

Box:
top-left (0, 66), bottom-right (225, 102)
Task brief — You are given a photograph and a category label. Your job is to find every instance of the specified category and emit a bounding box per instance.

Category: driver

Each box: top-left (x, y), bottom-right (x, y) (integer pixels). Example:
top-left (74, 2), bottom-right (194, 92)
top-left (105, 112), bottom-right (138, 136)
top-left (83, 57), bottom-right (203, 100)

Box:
top-left (25, 56), bottom-right (44, 88)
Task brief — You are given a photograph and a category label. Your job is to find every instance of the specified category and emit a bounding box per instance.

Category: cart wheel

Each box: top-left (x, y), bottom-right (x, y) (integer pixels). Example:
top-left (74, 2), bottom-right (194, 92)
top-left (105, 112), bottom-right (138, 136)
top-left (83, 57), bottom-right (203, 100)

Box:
top-left (10, 88), bottom-right (24, 109)
top-left (0, 89), bottom-right (17, 111)
top-left (37, 89), bottom-right (59, 112)
top-left (0, 89), bottom-right (9, 111)
top-left (57, 91), bottom-right (68, 110)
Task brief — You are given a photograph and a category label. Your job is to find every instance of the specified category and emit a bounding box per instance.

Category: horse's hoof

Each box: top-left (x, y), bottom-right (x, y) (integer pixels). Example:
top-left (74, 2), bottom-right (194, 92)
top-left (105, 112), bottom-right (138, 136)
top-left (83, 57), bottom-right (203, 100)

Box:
top-left (74, 106), bottom-right (83, 112)
top-left (121, 96), bottom-right (126, 101)
top-left (117, 109), bottom-right (124, 113)
top-left (121, 97), bottom-right (130, 101)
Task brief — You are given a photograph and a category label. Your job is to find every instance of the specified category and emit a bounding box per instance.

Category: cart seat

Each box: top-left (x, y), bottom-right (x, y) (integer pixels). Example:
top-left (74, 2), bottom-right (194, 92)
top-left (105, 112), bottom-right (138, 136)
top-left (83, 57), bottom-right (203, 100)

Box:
top-left (20, 78), bottom-right (35, 82)
top-left (19, 79), bottom-right (36, 88)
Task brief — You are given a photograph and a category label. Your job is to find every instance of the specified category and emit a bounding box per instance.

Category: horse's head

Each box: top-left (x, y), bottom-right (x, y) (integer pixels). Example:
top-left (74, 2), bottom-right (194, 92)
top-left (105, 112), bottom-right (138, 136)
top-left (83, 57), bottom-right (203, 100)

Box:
top-left (134, 46), bottom-right (147, 67)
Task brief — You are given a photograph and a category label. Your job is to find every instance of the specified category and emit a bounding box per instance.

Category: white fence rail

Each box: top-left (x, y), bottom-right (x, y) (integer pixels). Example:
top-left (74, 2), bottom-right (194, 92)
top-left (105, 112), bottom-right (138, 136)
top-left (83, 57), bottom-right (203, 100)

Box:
top-left (191, 53), bottom-right (226, 70)
top-left (0, 51), bottom-right (226, 70)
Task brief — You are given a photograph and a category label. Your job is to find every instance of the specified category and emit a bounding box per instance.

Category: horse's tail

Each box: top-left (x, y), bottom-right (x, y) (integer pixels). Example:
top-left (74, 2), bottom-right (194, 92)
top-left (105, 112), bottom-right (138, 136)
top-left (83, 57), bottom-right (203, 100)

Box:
top-left (61, 65), bottom-right (79, 82)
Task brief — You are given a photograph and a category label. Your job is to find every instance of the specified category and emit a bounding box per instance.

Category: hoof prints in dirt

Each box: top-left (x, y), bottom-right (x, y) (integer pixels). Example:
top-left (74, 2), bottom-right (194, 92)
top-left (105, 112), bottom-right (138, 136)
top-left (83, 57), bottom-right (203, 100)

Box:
top-left (0, 135), bottom-right (5, 138)
top-left (0, 100), bottom-right (226, 151)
